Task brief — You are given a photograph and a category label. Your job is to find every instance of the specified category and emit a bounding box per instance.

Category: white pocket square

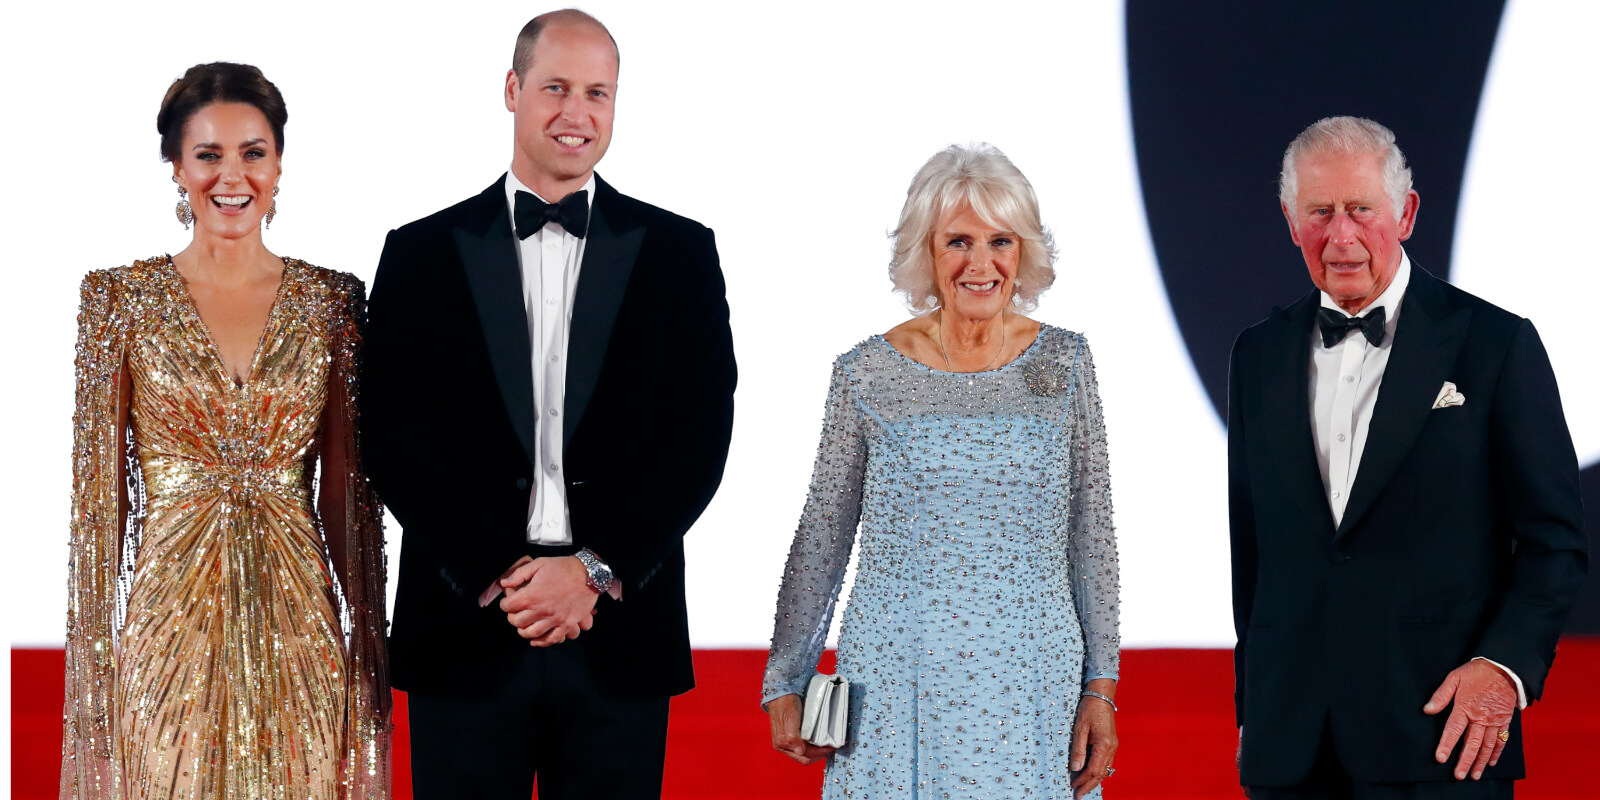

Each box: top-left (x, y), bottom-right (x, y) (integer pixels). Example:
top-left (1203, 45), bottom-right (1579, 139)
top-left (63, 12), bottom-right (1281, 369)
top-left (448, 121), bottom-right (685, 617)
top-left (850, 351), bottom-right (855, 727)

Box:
top-left (1432, 381), bottom-right (1465, 410)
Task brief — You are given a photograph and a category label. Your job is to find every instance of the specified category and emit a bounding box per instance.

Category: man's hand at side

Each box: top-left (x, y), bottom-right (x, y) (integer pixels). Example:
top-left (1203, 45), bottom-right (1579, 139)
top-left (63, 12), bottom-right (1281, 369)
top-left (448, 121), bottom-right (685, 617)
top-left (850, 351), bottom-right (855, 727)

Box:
top-left (495, 556), bottom-right (599, 646)
top-left (1424, 660), bottom-right (1518, 780)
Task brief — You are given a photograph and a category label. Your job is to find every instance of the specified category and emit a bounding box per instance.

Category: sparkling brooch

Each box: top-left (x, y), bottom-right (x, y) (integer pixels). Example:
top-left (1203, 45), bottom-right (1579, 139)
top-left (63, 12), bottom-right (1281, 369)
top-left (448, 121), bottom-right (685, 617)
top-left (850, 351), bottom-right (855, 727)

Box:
top-left (1023, 359), bottom-right (1070, 397)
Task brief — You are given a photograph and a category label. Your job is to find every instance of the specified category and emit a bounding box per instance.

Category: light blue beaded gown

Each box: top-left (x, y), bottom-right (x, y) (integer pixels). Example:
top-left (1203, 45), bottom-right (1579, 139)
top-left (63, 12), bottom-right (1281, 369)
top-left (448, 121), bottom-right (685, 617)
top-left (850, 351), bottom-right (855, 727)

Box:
top-left (765, 324), bottom-right (1120, 799)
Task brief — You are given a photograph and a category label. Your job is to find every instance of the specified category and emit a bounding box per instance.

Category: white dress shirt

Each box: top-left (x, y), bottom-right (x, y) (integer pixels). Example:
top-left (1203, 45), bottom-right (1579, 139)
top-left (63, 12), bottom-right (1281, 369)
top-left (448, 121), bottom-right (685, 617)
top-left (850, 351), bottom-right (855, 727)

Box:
top-left (1308, 251), bottom-right (1526, 707)
top-left (1310, 254), bottom-right (1410, 525)
top-left (505, 170), bottom-right (595, 546)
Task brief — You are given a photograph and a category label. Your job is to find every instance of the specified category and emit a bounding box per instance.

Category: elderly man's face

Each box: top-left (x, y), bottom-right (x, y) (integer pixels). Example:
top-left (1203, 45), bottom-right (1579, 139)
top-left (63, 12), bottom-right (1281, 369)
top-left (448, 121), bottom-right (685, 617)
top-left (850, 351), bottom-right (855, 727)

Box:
top-left (933, 205), bottom-right (1020, 323)
top-left (1282, 150), bottom-right (1419, 314)
top-left (505, 21), bottom-right (618, 197)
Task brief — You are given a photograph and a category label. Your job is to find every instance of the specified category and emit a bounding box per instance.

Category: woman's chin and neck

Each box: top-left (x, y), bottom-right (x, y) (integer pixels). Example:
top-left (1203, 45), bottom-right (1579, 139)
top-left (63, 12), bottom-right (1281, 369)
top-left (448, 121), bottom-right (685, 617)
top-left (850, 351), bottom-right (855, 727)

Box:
top-left (174, 226), bottom-right (278, 280)
top-left (938, 301), bottom-right (1016, 345)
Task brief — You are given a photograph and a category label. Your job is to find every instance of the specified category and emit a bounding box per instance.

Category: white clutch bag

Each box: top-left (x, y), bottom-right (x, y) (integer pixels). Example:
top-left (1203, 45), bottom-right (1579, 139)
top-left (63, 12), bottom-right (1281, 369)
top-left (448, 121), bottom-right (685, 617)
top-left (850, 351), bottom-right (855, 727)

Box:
top-left (800, 673), bottom-right (849, 748)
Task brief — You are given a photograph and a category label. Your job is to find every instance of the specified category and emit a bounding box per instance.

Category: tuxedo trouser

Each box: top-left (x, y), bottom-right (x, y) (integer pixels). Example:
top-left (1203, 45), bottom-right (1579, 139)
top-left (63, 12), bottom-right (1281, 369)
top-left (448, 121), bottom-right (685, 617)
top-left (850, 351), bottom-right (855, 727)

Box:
top-left (1250, 720), bottom-right (1513, 800)
top-left (408, 638), bottom-right (670, 800)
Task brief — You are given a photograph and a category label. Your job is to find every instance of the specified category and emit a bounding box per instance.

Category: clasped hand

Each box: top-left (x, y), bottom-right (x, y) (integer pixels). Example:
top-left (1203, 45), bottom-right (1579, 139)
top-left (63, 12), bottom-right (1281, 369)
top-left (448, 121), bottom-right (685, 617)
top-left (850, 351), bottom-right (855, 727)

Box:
top-left (1424, 660), bottom-right (1518, 780)
top-left (491, 555), bottom-right (598, 647)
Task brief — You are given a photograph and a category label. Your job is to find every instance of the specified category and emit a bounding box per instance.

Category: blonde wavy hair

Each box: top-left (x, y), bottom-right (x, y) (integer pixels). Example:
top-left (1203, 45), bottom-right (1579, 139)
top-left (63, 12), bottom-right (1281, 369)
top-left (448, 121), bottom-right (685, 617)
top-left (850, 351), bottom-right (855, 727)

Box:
top-left (889, 143), bottom-right (1057, 314)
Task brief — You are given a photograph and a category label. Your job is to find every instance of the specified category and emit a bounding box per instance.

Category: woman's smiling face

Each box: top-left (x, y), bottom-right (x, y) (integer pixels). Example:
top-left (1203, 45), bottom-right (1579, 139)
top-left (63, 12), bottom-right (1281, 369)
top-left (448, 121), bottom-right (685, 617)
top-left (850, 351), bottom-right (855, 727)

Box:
top-left (932, 204), bottom-right (1019, 322)
top-left (173, 102), bottom-right (281, 239)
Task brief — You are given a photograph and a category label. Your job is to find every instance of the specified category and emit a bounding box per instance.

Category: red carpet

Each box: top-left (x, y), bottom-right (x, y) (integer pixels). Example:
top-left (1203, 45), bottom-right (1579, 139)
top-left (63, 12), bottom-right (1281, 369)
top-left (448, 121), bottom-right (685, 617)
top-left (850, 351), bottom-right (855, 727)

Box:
top-left (13, 643), bottom-right (1598, 799)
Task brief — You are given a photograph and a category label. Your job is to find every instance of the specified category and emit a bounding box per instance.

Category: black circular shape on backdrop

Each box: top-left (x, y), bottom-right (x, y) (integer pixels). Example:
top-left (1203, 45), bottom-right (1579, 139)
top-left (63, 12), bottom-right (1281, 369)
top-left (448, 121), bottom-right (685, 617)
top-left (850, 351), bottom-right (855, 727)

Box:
top-left (1125, 1), bottom-right (1597, 633)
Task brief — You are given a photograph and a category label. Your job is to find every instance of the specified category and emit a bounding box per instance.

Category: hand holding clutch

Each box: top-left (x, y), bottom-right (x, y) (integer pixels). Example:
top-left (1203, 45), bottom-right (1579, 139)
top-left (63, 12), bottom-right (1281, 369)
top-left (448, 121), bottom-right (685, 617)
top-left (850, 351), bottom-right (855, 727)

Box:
top-left (800, 673), bottom-right (849, 748)
top-left (766, 689), bottom-right (839, 766)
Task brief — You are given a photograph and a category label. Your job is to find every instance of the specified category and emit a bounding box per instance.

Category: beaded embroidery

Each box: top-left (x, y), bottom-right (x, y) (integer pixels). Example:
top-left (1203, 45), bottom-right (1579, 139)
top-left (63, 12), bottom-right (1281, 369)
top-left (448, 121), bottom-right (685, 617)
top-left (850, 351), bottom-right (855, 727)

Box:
top-left (62, 256), bottom-right (390, 799)
top-left (765, 324), bottom-right (1119, 798)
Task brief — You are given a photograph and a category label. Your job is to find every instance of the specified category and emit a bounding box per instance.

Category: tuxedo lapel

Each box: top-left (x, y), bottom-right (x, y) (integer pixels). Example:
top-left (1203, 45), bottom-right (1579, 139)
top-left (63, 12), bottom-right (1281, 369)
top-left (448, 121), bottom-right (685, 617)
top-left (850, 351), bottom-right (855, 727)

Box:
top-left (1259, 294), bottom-right (1337, 538)
top-left (453, 176), bottom-right (537, 466)
top-left (565, 176), bottom-right (645, 445)
top-left (1334, 267), bottom-right (1472, 540)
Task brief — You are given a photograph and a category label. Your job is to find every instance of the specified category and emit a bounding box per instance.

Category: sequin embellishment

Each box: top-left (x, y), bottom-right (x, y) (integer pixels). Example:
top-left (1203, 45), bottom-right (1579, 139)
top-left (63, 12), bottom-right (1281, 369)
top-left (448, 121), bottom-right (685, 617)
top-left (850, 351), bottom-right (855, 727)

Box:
top-left (765, 325), bottom-right (1120, 799)
top-left (61, 256), bottom-right (391, 800)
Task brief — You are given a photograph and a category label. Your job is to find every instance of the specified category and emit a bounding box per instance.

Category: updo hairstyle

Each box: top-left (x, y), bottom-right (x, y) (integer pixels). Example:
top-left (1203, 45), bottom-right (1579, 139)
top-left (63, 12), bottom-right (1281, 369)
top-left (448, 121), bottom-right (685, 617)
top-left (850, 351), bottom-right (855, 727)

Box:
top-left (157, 62), bottom-right (288, 163)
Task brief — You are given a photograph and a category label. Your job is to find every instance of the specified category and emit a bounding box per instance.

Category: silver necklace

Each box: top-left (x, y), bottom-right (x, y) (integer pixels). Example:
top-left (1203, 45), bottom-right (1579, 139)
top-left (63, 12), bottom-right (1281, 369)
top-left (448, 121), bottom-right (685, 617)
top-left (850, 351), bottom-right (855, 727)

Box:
top-left (937, 314), bottom-right (1007, 373)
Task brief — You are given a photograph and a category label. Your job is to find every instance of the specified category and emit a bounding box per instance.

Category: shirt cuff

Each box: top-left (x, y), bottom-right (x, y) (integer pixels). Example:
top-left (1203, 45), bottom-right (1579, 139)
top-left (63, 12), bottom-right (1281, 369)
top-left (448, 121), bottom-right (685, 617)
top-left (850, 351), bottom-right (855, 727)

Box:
top-left (1472, 656), bottom-right (1528, 709)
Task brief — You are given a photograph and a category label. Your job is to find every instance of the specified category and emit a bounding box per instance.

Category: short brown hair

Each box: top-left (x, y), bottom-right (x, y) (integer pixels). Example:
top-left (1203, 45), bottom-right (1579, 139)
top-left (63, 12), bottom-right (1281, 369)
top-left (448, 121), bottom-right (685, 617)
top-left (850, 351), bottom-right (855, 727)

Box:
top-left (156, 62), bottom-right (287, 163)
top-left (511, 9), bottom-right (619, 82)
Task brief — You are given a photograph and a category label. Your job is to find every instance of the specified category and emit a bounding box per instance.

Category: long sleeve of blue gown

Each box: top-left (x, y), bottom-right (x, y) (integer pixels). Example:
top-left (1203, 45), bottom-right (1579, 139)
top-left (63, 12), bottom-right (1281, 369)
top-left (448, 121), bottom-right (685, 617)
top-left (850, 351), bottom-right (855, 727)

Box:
top-left (1068, 338), bottom-right (1121, 683)
top-left (762, 359), bottom-right (868, 707)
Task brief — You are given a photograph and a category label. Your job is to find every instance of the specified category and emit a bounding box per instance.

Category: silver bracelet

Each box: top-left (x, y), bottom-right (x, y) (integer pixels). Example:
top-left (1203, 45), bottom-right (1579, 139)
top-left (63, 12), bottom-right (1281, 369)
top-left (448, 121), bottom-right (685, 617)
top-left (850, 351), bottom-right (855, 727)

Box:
top-left (1081, 690), bottom-right (1117, 712)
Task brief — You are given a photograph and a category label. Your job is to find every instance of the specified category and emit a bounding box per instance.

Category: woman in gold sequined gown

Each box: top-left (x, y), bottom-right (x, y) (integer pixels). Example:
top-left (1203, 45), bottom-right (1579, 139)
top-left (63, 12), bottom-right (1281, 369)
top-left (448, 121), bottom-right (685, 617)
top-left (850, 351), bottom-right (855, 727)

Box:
top-left (60, 63), bottom-right (389, 799)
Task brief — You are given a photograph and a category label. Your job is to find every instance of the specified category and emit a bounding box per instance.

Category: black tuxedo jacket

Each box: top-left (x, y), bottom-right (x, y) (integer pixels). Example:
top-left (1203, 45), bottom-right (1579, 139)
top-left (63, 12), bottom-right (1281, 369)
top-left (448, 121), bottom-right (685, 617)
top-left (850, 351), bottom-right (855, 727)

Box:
top-left (362, 175), bottom-right (736, 700)
top-left (1228, 266), bottom-right (1587, 785)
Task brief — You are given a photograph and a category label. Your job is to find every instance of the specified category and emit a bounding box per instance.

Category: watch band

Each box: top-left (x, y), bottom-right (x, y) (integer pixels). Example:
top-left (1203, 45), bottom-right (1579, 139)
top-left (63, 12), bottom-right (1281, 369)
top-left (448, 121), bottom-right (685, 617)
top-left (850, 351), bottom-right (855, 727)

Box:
top-left (575, 548), bottom-right (614, 594)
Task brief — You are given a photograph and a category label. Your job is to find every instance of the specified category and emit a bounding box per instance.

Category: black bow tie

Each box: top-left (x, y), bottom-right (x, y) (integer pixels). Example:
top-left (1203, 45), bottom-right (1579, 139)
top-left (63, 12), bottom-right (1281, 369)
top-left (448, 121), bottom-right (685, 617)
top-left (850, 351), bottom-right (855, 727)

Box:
top-left (1317, 306), bottom-right (1387, 348)
top-left (514, 189), bottom-right (589, 239)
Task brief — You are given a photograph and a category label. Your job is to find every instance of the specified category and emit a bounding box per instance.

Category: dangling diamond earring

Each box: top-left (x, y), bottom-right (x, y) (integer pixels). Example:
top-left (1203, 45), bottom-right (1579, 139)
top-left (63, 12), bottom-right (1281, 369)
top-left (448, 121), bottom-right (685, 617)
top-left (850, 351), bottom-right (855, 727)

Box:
top-left (175, 184), bottom-right (194, 230)
top-left (264, 185), bottom-right (279, 229)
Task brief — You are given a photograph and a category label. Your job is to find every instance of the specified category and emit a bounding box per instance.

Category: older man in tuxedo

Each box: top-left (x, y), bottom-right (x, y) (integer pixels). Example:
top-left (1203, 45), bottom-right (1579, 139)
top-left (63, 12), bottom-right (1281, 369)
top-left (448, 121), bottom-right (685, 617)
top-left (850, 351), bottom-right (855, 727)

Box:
top-left (363, 9), bottom-right (735, 799)
top-left (1228, 116), bottom-right (1587, 799)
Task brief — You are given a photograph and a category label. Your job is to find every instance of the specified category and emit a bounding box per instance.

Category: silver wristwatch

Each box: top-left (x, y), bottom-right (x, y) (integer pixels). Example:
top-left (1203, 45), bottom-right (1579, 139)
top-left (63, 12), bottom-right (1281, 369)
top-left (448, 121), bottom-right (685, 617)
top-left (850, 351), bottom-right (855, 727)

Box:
top-left (574, 548), bottom-right (614, 595)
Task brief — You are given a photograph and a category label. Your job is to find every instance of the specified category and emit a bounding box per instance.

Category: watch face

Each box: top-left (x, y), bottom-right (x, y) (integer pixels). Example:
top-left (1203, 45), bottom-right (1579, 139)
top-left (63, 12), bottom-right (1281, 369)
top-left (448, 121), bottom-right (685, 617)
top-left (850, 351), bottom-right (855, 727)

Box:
top-left (580, 551), bottom-right (613, 591)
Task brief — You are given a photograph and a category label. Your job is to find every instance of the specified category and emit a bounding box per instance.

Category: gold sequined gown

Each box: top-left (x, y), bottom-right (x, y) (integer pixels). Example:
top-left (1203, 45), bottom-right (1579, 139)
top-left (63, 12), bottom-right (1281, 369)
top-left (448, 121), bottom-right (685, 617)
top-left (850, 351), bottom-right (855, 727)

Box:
top-left (61, 256), bottom-right (390, 800)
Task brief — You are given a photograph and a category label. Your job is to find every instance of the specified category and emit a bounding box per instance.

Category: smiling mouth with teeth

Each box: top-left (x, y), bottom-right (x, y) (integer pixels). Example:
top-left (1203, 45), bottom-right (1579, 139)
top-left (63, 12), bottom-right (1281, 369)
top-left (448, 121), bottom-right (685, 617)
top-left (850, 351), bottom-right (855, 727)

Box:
top-left (961, 280), bottom-right (1000, 292)
top-left (212, 195), bottom-right (251, 207)
top-left (555, 135), bottom-right (589, 147)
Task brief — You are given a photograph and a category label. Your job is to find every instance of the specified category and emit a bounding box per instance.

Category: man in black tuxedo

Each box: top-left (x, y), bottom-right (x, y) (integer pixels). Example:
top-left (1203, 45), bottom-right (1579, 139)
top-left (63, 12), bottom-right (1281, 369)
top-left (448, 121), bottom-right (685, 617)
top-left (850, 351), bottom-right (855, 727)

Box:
top-left (361, 9), bottom-right (736, 799)
top-left (1228, 116), bottom-right (1586, 799)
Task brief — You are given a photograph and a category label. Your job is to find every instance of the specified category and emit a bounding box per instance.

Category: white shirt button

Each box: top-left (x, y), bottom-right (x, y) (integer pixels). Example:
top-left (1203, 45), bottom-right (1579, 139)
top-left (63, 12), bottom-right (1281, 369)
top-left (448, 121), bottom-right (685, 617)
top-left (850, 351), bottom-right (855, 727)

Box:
top-left (1345, 375), bottom-right (1355, 383)
top-left (549, 462), bottom-right (560, 472)
top-left (1336, 433), bottom-right (1347, 442)
top-left (546, 298), bottom-right (557, 306)
top-left (549, 408), bottom-right (559, 417)
top-left (548, 519), bottom-right (562, 529)
top-left (549, 354), bottom-right (559, 363)
top-left (1332, 490), bottom-right (1342, 499)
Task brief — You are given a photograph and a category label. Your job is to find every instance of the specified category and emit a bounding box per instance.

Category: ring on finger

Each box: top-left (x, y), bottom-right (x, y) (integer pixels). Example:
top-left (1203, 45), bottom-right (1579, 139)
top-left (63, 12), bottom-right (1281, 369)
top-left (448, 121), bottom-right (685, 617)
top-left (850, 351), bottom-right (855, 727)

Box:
top-left (1497, 730), bottom-right (1510, 743)
top-left (1105, 767), bottom-right (1115, 778)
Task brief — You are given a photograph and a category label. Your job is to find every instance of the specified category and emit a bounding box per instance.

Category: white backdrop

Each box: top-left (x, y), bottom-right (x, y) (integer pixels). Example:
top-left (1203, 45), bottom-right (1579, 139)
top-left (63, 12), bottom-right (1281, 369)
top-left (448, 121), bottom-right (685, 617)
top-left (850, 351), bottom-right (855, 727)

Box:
top-left (2, 1), bottom-right (1592, 661)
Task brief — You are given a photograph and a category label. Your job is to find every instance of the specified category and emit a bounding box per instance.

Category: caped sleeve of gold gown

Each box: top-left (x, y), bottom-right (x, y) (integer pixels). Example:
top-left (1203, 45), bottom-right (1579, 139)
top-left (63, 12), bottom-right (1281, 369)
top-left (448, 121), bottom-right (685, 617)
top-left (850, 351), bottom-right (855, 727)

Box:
top-left (60, 261), bottom-right (392, 799)
top-left (322, 272), bottom-right (393, 798)
top-left (61, 269), bottom-right (132, 798)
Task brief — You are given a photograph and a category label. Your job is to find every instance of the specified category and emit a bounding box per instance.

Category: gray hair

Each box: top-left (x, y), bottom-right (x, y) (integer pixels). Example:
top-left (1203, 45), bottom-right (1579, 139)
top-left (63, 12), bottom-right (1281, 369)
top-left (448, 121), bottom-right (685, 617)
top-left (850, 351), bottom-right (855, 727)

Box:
top-left (1279, 116), bottom-right (1413, 221)
top-left (889, 143), bottom-right (1057, 314)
